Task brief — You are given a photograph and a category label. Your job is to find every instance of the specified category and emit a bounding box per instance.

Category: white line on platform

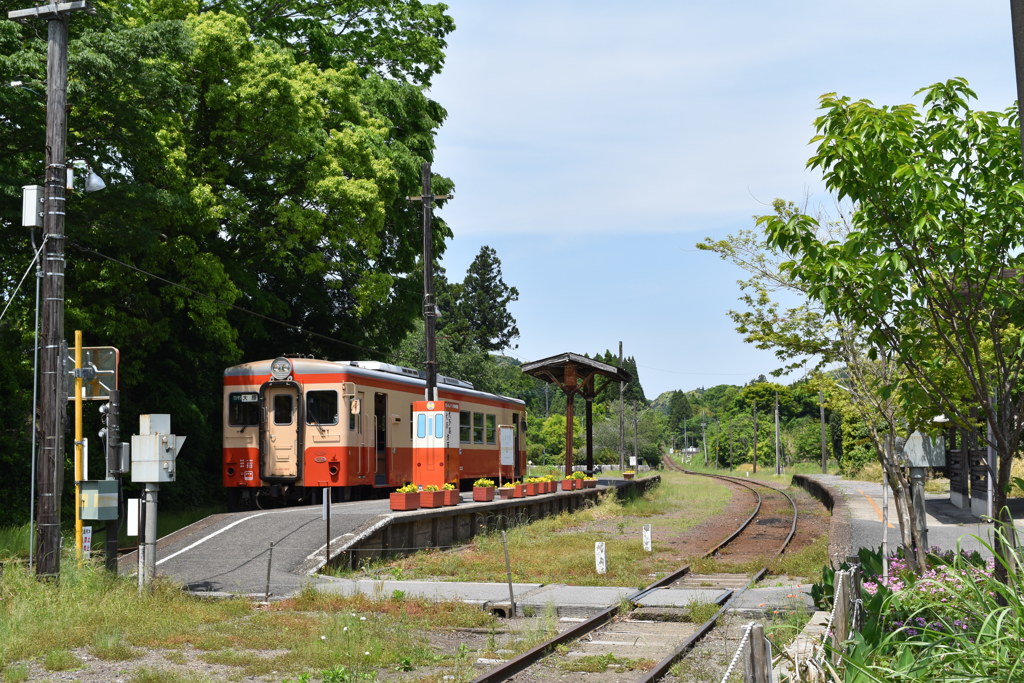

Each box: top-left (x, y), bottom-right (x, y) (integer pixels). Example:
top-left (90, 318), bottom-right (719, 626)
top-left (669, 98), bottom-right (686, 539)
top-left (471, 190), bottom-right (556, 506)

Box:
top-left (156, 512), bottom-right (272, 566)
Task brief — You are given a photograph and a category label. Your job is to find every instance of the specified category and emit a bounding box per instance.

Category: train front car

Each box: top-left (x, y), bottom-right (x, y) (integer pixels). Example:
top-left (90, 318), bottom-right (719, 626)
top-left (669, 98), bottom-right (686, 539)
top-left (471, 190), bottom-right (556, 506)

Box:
top-left (222, 356), bottom-right (349, 508)
top-left (222, 356), bottom-right (528, 508)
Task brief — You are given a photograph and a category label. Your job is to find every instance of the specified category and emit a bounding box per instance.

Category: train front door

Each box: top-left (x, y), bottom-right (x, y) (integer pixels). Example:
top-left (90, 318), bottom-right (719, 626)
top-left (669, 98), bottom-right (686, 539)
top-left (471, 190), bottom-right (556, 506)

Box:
top-left (374, 392), bottom-right (387, 485)
top-left (262, 384), bottom-right (300, 480)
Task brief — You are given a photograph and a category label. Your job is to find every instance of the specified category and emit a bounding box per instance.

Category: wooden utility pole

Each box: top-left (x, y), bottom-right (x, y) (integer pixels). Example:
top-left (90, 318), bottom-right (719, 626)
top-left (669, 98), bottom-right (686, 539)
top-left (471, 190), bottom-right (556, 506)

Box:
top-left (618, 342), bottom-right (625, 472)
top-left (407, 162), bottom-right (449, 401)
top-left (9, 0), bottom-right (92, 578)
top-left (1012, 0), bottom-right (1024, 160)
top-left (752, 404), bottom-right (758, 474)
top-left (819, 390), bottom-right (828, 474)
top-left (774, 391), bottom-right (782, 475)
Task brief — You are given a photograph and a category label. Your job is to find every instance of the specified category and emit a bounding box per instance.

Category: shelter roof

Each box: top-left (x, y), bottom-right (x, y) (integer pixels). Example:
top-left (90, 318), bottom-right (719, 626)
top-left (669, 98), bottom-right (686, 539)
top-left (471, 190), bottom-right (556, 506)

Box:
top-left (521, 352), bottom-right (631, 388)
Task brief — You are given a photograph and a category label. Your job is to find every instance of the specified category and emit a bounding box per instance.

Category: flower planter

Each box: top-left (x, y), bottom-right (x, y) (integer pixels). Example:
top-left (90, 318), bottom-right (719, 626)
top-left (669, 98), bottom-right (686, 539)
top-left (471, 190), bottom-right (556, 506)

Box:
top-left (572, 479), bottom-right (583, 490)
top-left (498, 487), bottom-right (515, 500)
top-left (583, 479), bottom-right (597, 489)
top-left (473, 486), bottom-right (495, 502)
top-left (512, 485), bottom-right (525, 498)
top-left (623, 472), bottom-right (635, 480)
top-left (420, 491), bottom-right (444, 508)
top-left (525, 482), bottom-right (539, 496)
top-left (389, 491), bottom-right (420, 511)
top-left (561, 479), bottom-right (574, 492)
top-left (443, 489), bottom-right (459, 506)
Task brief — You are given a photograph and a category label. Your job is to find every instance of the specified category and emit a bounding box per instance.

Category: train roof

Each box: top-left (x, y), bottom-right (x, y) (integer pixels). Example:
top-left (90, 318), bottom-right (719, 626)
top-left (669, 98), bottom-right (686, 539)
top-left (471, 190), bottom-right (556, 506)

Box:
top-left (224, 357), bottom-right (526, 407)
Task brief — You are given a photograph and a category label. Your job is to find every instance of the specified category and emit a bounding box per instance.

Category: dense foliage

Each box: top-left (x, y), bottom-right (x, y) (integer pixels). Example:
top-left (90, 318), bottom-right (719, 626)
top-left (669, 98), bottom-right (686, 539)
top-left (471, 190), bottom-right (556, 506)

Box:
top-left (0, 0), bottom-right (455, 522)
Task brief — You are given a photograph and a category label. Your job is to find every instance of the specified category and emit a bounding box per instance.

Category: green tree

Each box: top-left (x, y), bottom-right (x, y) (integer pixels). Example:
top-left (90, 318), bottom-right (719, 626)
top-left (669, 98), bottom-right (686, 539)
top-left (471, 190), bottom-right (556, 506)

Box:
top-left (666, 390), bottom-right (693, 434)
top-left (454, 245), bottom-right (520, 352)
top-left (763, 79), bottom-right (1024, 574)
top-left (0, 0), bottom-right (456, 518)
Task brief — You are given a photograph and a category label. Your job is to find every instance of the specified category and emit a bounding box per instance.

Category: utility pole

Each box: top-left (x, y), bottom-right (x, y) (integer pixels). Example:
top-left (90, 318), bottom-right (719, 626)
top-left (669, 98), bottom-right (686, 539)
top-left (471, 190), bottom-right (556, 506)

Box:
top-left (632, 401), bottom-right (638, 470)
top-left (729, 420), bottom-right (733, 470)
top-left (408, 162), bottom-right (449, 401)
top-left (700, 420), bottom-right (707, 467)
top-left (618, 342), bottom-right (625, 472)
top-left (752, 404), bottom-right (758, 474)
top-left (9, 0), bottom-right (93, 578)
top-left (1011, 0), bottom-right (1024, 160)
top-left (819, 390), bottom-right (828, 474)
top-left (774, 391), bottom-right (782, 475)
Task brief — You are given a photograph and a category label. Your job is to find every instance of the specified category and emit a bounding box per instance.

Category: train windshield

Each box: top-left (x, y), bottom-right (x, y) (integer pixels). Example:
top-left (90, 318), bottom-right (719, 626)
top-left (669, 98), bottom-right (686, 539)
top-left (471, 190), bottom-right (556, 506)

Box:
top-left (228, 392), bottom-right (259, 426)
top-left (306, 390), bottom-right (339, 425)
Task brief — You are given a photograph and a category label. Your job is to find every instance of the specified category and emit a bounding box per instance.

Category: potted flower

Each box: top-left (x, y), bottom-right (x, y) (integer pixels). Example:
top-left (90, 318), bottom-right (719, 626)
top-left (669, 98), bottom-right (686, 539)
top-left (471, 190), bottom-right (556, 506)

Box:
top-left (498, 481), bottom-right (517, 500)
top-left (583, 475), bottom-right (597, 489)
top-left (442, 482), bottom-right (459, 506)
top-left (473, 478), bottom-right (495, 502)
top-left (420, 484), bottom-right (444, 508)
top-left (561, 475), bottom-right (574, 492)
top-left (623, 470), bottom-right (635, 480)
top-left (524, 477), bottom-right (540, 496)
top-left (390, 483), bottom-right (420, 511)
top-left (571, 471), bottom-right (585, 489)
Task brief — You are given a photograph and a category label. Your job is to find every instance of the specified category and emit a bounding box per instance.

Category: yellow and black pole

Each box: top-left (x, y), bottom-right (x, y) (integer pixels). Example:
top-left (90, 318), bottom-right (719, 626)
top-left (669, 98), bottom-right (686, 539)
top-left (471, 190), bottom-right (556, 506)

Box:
top-left (74, 330), bottom-right (83, 563)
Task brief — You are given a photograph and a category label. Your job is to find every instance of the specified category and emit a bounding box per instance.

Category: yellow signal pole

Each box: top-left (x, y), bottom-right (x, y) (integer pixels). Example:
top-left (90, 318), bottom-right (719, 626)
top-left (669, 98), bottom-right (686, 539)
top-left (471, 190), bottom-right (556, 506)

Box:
top-left (74, 330), bottom-right (83, 563)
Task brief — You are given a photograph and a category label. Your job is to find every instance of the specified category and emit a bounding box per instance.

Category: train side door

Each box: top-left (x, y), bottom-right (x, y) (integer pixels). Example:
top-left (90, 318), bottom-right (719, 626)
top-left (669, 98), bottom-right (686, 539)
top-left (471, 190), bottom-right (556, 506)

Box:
top-left (374, 392), bottom-right (387, 485)
top-left (261, 384), bottom-right (300, 480)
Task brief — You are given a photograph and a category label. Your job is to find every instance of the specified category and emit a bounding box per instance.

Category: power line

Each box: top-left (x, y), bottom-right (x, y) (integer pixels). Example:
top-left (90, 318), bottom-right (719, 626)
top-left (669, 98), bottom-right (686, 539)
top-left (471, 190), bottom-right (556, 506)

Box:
top-left (67, 240), bottom-right (393, 360)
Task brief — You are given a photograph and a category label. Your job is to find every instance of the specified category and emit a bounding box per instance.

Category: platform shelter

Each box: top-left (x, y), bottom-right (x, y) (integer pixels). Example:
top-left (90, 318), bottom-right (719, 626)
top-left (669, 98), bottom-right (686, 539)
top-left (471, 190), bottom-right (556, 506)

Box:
top-left (521, 352), bottom-right (631, 476)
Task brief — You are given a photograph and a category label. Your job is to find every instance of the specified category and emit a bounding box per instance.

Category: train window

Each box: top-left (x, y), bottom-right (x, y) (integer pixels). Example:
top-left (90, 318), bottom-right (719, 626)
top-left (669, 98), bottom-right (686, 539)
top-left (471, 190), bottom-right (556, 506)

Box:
top-left (435, 413), bottom-right (445, 439)
top-left (460, 410), bottom-right (471, 443)
top-left (485, 414), bottom-right (496, 444)
top-left (306, 390), bottom-right (338, 426)
top-left (417, 414), bottom-right (427, 439)
top-left (473, 412), bottom-right (484, 444)
top-left (228, 393), bottom-right (259, 426)
top-left (273, 394), bottom-right (293, 425)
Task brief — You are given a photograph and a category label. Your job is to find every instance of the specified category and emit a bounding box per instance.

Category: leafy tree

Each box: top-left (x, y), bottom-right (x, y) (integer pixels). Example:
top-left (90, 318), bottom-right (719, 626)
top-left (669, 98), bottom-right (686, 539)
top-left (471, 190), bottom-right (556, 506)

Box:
top-left (763, 79), bottom-right (1024, 574)
top-left (666, 390), bottom-right (693, 434)
top-left (453, 245), bottom-right (520, 352)
top-left (0, 0), bottom-right (456, 518)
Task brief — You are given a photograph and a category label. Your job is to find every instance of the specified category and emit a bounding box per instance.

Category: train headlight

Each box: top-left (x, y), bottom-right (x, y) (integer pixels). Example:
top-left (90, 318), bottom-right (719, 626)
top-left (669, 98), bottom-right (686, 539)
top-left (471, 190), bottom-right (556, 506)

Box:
top-left (270, 357), bottom-right (292, 380)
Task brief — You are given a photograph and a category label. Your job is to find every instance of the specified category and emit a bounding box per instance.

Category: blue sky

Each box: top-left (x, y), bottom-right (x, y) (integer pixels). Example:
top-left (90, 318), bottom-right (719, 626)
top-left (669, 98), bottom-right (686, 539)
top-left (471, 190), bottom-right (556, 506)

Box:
top-left (427, 1), bottom-right (1017, 398)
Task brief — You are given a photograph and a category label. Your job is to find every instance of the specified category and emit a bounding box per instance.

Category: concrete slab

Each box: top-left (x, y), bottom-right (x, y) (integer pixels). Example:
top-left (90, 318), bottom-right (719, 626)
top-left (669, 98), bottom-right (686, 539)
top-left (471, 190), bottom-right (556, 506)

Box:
top-left (731, 586), bottom-right (815, 612)
top-left (317, 578), bottom-right (543, 605)
top-left (518, 584), bottom-right (636, 608)
top-left (636, 588), bottom-right (728, 607)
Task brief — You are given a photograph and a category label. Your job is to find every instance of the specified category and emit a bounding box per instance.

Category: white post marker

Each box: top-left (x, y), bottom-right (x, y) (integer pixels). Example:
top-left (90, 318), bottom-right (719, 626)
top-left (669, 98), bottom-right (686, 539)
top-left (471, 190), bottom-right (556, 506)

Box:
top-left (643, 524), bottom-right (652, 552)
top-left (82, 526), bottom-right (92, 559)
top-left (127, 498), bottom-right (139, 536)
top-left (322, 487), bottom-right (330, 521)
top-left (595, 541), bottom-right (607, 574)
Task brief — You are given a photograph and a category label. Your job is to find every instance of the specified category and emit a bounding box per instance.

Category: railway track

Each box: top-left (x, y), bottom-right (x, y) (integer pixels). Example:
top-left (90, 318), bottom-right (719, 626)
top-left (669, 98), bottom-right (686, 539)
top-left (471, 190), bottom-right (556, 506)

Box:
top-left (471, 460), bottom-right (798, 682)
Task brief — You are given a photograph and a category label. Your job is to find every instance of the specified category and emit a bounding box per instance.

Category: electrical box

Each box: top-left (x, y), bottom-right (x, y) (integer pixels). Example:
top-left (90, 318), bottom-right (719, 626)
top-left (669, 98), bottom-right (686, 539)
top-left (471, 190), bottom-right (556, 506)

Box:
top-left (131, 414), bottom-right (186, 483)
top-left (80, 479), bottom-right (118, 520)
top-left (21, 185), bottom-right (42, 227)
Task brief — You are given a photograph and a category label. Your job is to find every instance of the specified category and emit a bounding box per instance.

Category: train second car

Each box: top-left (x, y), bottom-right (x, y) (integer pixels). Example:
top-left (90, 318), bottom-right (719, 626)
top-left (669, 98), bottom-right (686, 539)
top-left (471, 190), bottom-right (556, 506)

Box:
top-left (222, 357), bottom-right (527, 507)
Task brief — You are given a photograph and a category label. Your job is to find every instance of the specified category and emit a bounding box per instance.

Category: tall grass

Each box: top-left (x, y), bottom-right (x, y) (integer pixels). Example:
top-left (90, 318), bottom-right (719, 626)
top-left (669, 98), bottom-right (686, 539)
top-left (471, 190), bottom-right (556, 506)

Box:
top-left (0, 557), bottom-right (504, 678)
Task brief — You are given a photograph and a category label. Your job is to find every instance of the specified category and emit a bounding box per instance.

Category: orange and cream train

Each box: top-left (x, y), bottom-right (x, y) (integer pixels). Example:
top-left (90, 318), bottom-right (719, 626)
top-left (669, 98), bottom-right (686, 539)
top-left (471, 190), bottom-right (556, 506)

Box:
top-left (222, 357), bottom-right (527, 507)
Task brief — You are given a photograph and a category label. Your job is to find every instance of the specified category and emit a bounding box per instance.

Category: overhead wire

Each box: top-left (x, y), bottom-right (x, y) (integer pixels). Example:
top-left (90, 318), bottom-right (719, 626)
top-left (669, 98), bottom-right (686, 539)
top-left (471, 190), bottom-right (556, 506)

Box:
top-left (0, 236), bottom-right (46, 326)
top-left (66, 240), bottom-right (394, 360)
